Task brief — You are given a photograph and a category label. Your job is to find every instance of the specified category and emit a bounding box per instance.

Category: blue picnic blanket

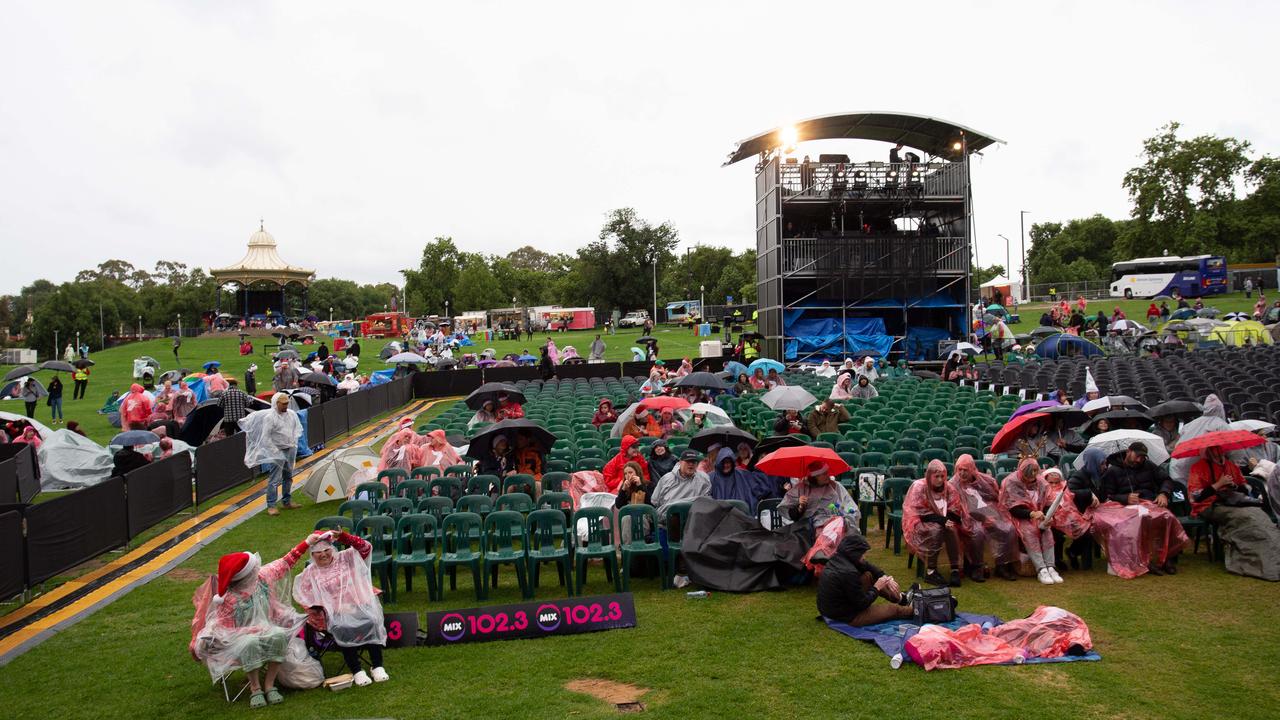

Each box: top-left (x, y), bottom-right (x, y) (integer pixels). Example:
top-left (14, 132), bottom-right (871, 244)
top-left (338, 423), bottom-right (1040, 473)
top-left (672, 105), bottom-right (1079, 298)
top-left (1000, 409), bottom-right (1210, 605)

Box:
top-left (824, 612), bottom-right (1101, 667)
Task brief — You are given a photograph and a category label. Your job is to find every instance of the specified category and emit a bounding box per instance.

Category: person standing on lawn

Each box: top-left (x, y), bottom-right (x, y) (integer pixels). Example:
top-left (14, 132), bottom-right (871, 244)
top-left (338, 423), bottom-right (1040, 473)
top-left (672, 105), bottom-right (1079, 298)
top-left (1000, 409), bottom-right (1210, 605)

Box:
top-left (240, 392), bottom-right (303, 515)
top-left (46, 375), bottom-right (63, 424)
top-left (21, 378), bottom-right (45, 419)
top-left (72, 363), bottom-right (90, 400)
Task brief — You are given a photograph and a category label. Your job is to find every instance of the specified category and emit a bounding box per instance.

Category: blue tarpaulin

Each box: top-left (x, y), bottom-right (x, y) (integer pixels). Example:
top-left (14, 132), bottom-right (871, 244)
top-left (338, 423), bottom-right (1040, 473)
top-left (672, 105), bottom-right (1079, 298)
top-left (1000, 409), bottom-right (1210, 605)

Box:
top-left (903, 326), bottom-right (953, 361)
top-left (368, 369), bottom-right (395, 386)
top-left (783, 312), bottom-right (894, 361)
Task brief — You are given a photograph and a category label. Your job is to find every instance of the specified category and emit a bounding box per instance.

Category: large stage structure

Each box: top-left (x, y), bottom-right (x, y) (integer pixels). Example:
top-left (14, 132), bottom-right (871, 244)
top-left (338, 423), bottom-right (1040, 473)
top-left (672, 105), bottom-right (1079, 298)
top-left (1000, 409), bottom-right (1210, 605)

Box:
top-left (724, 112), bottom-right (1002, 363)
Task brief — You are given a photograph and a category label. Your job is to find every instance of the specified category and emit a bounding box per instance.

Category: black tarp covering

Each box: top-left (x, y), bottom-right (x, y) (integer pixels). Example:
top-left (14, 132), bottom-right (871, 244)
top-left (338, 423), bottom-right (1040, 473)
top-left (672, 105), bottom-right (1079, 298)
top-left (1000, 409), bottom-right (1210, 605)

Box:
top-left (125, 453), bottom-right (193, 538)
top-left (25, 477), bottom-right (128, 585)
top-left (194, 433), bottom-right (253, 505)
top-left (681, 497), bottom-right (811, 593)
top-left (0, 510), bottom-right (25, 600)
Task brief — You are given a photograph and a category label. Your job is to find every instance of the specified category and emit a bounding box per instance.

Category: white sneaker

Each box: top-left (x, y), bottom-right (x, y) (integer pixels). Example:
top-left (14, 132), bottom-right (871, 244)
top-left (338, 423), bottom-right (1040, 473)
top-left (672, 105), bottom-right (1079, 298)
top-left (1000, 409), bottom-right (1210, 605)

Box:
top-left (370, 667), bottom-right (389, 683)
top-left (353, 670), bottom-right (372, 687)
top-left (1048, 568), bottom-right (1064, 584)
top-left (1037, 568), bottom-right (1055, 585)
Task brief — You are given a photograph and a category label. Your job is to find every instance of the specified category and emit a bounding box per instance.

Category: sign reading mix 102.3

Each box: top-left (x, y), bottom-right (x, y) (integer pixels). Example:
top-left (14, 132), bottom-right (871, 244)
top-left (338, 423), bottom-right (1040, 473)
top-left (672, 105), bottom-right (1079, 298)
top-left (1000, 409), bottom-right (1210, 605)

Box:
top-left (424, 593), bottom-right (637, 646)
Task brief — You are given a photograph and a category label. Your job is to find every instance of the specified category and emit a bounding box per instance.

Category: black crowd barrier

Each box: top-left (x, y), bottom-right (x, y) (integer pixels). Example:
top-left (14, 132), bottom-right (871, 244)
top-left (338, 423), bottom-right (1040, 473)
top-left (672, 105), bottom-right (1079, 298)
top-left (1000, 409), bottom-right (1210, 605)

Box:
top-left (369, 382), bottom-right (391, 418)
top-left (481, 366), bottom-right (542, 384)
top-left (125, 453), bottom-right (194, 539)
top-left (554, 362), bottom-right (623, 379)
top-left (0, 510), bottom-right (24, 600)
top-left (324, 395), bottom-right (350, 441)
top-left (621, 361), bottom-right (652, 378)
top-left (412, 368), bottom-right (485, 399)
top-left (306, 405), bottom-right (325, 447)
top-left (25, 477), bottom-right (128, 586)
top-left (194, 433), bottom-right (253, 506)
top-left (0, 443), bottom-right (40, 504)
top-left (347, 388), bottom-right (372, 429)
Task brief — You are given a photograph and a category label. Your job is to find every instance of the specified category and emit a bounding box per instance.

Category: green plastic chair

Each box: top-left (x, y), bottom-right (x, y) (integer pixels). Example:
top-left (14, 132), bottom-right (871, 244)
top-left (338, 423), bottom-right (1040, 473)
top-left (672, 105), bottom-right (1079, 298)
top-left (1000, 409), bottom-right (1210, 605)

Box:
top-left (445, 464), bottom-right (474, 479)
top-left (527, 508), bottom-right (574, 596)
top-left (338, 499), bottom-right (374, 525)
top-left (920, 448), bottom-right (950, 466)
top-left (496, 492), bottom-right (535, 513)
top-left (378, 468), bottom-right (408, 493)
top-left (353, 482), bottom-right (387, 503)
top-left (572, 506), bottom-right (621, 592)
top-left (881, 477), bottom-right (915, 554)
top-left (313, 515), bottom-right (353, 533)
top-left (411, 466), bottom-right (441, 481)
top-left (438, 511), bottom-right (485, 601)
top-left (468, 474), bottom-right (500, 495)
top-left (393, 513), bottom-right (439, 601)
top-left (504, 474), bottom-right (537, 497)
top-left (483, 510), bottom-right (530, 599)
top-left (377, 497), bottom-right (414, 521)
top-left (663, 501), bottom-right (695, 586)
top-left (356, 515), bottom-right (396, 600)
top-left (617, 504), bottom-right (667, 591)
top-left (895, 438), bottom-right (923, 453)
top-left (867, 438), bottom-right (894, 454)
top-left (541, 471), bottom-right (570, 493)
top-left (546, 459), bottom-right (572, 473)
top-left (418, 495), bottom-right (454, 521)
top-left (457, 494), bottom-right (494, 516)
top-left (577, 458), bottom-right (605, 472)
top-left (395, 479), bottom-right (429, 503)
top-left (428, 477), bottom-right (462, 501)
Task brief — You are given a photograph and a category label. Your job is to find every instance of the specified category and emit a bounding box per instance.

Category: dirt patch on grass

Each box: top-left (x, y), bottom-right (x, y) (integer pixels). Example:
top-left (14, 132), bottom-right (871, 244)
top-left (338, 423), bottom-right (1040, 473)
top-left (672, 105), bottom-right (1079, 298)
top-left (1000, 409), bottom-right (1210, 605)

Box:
top-left (565, 678), bottom-right (649, 709)
top-left (164, 568), bottom-right (208, 582)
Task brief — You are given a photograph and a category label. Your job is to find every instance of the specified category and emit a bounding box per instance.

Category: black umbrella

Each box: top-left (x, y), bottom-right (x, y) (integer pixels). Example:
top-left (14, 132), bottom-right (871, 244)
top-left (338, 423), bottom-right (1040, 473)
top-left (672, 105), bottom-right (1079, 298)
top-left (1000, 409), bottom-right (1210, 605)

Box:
top-left (1031, 326), bottom-right (1060, 339)
top-left (465, 382), bottom-right (526, 410)
top-left (1148, 400), bottom-right (1202, 422)
top-left (300, 372), bottom-right (337, 387)
top-left (39, 360), bottom-right (76, 373)
top-left (749, 434), bottom-right (811, 469)
top-left (1083, 409), bottom-right (1153, 434)
top-left (672, 372), bottom-right (731, 390)
top-left (635, 336), bottom-right (658, 345)
top-left (1041, 404), bottom-right (1088, 424)
top-left (3, 365), bottom-right (38, 382)
top-left (178, 402), bottom-right (224, 446)
top-left (688, 425), bottom-right (757, 454)
top-left (276, 349), bottom-right (301, 360)
top-left (468, 419), bottom-right (556, 458)
top-left (73, 358), bottom-right (95, 368)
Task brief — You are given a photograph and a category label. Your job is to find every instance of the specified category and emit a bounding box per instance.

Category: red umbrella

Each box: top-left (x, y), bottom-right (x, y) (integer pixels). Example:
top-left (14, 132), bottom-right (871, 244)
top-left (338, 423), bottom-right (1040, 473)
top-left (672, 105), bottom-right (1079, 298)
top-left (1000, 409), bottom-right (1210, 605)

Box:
top-left (639, 396), bottom-right (691, 412)
top-left (1171, 430), bottom-right (1266, 459)
top-left (989, 412), bottom-right (1050, 454)
top-left (755, 446), bottom-right (851, 478)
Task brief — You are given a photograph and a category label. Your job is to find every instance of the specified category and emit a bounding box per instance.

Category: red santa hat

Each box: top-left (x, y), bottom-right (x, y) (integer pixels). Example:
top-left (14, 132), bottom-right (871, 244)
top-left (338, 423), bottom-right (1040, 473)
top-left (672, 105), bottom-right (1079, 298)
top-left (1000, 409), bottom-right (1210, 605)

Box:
top-left (216, 551), bottom-right (260, 596)
top-left (398, 416), bottom-right (415, 430)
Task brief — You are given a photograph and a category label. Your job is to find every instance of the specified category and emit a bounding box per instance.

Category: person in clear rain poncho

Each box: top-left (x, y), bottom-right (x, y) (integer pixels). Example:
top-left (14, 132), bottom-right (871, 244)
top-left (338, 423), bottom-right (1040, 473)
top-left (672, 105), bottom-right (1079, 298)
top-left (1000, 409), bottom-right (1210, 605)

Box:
top-left (190, 536), bottom-right (314, 708)
top-left (241, 392), bottom-right (303, 515)
top-left (950, 454), bottom-right (1019, 582)
top-left (903, 459), bottom-right (967, 587)
top-left (294, 530), bottom-right (390, 685)
top-left (1000, 457), bottom-right (1063, 586)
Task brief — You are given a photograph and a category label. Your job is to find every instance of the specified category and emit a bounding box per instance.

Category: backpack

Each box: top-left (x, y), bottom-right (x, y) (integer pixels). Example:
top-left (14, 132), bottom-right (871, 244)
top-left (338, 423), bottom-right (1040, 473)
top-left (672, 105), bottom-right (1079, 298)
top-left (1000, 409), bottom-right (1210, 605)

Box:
top-left (911, 586), bottom-right (957, 624)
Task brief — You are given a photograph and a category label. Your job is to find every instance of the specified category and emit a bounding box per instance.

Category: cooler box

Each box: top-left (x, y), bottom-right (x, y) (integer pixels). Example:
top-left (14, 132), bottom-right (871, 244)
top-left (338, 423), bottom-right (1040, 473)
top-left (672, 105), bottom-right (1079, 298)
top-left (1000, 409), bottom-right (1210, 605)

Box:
top-left (699, 340), bottom-right (723, 358)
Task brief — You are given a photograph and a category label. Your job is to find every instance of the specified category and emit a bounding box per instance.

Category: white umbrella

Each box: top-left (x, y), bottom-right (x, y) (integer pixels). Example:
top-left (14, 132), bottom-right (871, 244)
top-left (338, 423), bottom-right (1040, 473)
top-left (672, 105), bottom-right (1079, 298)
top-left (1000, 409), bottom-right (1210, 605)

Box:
top-left (678, 403), bottom-right (733, 428)
top-left (1074, 429), bottom-right (1170, 468)
top-left (1224, 312), bottom-right (1250, 322)
top-left (301, 446), bottom-right (380, 503)
top-left (609, 402), bottom-right (643, 438)
top-left (1110, 319), bottom-right (1147, 334)
top-left (385, 352), bottom-right (429, 364)
top-left (953, 342), bottom-right (981, 355)
top-left (761, 386), bottom-right (818, 411)
top-left (1185, 317), bottom-right (1227, 330)
top-left (1082, 395), bottom-right (1147, 414)
top-left (1229, 419), bottom-right (1277, 435)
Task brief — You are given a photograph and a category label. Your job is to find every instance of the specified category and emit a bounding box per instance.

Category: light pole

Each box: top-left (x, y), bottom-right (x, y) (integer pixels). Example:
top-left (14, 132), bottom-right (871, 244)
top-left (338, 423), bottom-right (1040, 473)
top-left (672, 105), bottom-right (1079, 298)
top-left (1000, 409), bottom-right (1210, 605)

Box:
top-left (137, 315), bottom-right (142, 340)
top-left (652, 258), bottom-right (658, 325)
top-left (177, 313), bottom-right (182, 337)
top-left (1020, 210), bottom-right (1030, 301)
top-left (996, 234), bottom-right (1011, 278)
top-left (54, 329), bottom-right (58, 361)
top-left (700, 284), bottom-right (705, 322)
top-left (329, 306), bottom-right (333, 322)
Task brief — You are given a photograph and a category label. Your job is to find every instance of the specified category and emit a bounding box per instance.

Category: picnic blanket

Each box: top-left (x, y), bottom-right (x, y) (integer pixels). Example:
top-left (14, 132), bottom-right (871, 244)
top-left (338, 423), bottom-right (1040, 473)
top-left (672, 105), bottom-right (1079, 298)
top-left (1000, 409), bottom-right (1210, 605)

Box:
top-left (825, 605), bottom-right (1100, 670)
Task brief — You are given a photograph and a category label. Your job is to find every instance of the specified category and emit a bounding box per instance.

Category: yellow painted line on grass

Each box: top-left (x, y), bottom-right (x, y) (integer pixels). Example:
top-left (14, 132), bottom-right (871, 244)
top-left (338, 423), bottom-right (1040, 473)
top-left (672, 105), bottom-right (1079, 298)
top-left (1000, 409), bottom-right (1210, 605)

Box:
top-left (0, 397), bottom-right (455, 658)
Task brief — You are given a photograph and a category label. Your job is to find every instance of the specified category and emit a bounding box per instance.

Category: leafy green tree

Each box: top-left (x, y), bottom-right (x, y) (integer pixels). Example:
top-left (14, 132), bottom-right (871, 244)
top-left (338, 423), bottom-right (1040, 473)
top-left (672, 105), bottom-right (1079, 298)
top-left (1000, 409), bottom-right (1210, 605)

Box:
top-left (402, 237), bottom-right (461, 316)
top-left (1240, 156), bottom-right (1280, 263)
top-left (452, 258), bottom-right (504, 312)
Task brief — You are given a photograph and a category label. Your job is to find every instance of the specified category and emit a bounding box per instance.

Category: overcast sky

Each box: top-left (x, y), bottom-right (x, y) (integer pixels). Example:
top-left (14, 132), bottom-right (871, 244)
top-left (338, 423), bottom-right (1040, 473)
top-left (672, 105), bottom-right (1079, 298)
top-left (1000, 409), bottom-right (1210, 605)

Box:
top-left (2, 1), bottom-right (1276, 296)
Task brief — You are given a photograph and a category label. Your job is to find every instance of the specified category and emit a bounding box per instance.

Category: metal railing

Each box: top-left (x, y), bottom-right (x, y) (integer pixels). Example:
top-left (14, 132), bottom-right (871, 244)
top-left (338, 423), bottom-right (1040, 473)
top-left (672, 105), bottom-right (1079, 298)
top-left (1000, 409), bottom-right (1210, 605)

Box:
top-left (778, 161), bottom-right (964, 200)
top-left (782, 235), bottom-right (968, 276)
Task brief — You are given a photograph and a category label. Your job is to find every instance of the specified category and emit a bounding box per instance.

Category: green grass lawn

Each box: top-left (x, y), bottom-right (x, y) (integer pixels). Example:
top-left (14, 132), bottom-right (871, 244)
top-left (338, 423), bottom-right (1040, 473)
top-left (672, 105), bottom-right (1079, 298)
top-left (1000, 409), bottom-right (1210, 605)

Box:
top-left (0, 327), bottom-right (722, 445)
top-left (1, 493), bottom-right (1278, 720)
top-left (1004, 290), bottom-right (1269, 334)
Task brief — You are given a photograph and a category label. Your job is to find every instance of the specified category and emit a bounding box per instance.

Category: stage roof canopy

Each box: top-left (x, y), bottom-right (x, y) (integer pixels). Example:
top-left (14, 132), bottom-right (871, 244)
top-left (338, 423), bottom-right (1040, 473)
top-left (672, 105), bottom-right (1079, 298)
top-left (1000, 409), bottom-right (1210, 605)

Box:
top-left (723, 111), bottom-right (1004, 166)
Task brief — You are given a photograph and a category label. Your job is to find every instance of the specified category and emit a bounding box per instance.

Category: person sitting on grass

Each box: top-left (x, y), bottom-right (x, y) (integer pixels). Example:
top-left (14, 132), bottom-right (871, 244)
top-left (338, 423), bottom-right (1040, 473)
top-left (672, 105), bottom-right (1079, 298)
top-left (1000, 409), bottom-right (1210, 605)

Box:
top-left (903, 459), bottom-right (966, 587)
top-left (817, 533), bottom-right (914, 626)
top-left (199, 538), bottom-right (313, 709)
top-left (1000, 457), bottom-right (1063, 585)
top-left (294, 530), bottom-right (390, 687)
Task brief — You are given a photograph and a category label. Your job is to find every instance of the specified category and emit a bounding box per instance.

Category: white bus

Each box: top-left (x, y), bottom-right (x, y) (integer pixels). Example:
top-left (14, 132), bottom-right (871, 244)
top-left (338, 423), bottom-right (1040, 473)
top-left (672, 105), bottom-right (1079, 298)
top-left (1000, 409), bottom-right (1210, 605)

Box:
top-left (1109, 255), bottom-right (1228, 299)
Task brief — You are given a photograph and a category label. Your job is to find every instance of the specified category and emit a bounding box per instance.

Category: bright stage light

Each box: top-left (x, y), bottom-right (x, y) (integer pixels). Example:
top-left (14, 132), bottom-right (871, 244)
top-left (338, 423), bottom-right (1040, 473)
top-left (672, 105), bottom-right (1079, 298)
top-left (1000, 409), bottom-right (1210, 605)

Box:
top-left (952, 141), bottom-right (963, 151)
top-left (780, 125), bottom-right (799, 149)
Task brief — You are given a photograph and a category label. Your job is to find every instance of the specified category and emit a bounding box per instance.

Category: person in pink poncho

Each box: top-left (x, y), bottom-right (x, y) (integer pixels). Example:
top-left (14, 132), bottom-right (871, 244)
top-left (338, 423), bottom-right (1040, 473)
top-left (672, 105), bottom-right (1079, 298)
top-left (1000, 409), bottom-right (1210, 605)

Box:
top-left (293, 530), bottom-right (388, 686)
top-left (1040, 466), bottom-right (1092, 572)
top-left (950, 454), bottom-right (1019, 582)
top-left (378, 429), bottom-right (422, 475)
top-left (1000, 457), bottom-right (1062, 585)
top-left (120, 383), bottom-right (153, 430)
top-left (204, 369), bottom-right (229, 394)
top-left (903, 459), bottom-right (967, 587)
top-left (415, 429), bottom-right (462, 471)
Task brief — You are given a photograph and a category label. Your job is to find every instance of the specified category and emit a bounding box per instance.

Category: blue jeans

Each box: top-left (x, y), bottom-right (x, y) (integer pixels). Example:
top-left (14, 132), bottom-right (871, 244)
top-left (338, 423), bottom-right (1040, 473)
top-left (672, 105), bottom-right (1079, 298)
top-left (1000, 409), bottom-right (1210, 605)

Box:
top-left (266, 456), bottom-right (294, 507)
top-left (49, 396), bottom-right (63, 420)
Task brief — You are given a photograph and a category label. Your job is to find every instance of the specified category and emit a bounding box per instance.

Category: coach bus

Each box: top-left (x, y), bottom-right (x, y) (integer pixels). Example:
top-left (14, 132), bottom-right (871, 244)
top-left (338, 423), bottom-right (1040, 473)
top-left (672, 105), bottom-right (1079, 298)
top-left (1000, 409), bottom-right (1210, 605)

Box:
top-left (1109, 255), bottom-right (1228, 299)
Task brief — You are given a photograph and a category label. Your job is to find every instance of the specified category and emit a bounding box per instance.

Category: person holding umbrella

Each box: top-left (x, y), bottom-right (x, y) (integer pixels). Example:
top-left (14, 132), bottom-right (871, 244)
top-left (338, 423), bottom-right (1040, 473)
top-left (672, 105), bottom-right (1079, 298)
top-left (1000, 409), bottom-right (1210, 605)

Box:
top-left (496, 392), bottom-right (524, 420)
top-left (111, 442), bottom-right (151, 478)
top-left (778, 460), bottom-right (858, 532)
top-left (1187, 443), bottom-right (1280, 581)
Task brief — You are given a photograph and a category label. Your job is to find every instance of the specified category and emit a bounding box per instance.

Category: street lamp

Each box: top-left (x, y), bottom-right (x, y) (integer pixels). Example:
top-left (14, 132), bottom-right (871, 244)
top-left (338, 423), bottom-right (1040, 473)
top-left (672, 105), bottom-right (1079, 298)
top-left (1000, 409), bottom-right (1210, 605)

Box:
top-left (1020, 211), bottom-right (1030, 302)
top-left (996, 234), bottom-right (1011, 278)
top-left (137, 315), bottom-right (142, 340)
top-left (329, 306), bottom-right (333, 322)
top-left (700, 285), bottom-right (705, 322)
top-left (177, 313), bottom-right (182, 337)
